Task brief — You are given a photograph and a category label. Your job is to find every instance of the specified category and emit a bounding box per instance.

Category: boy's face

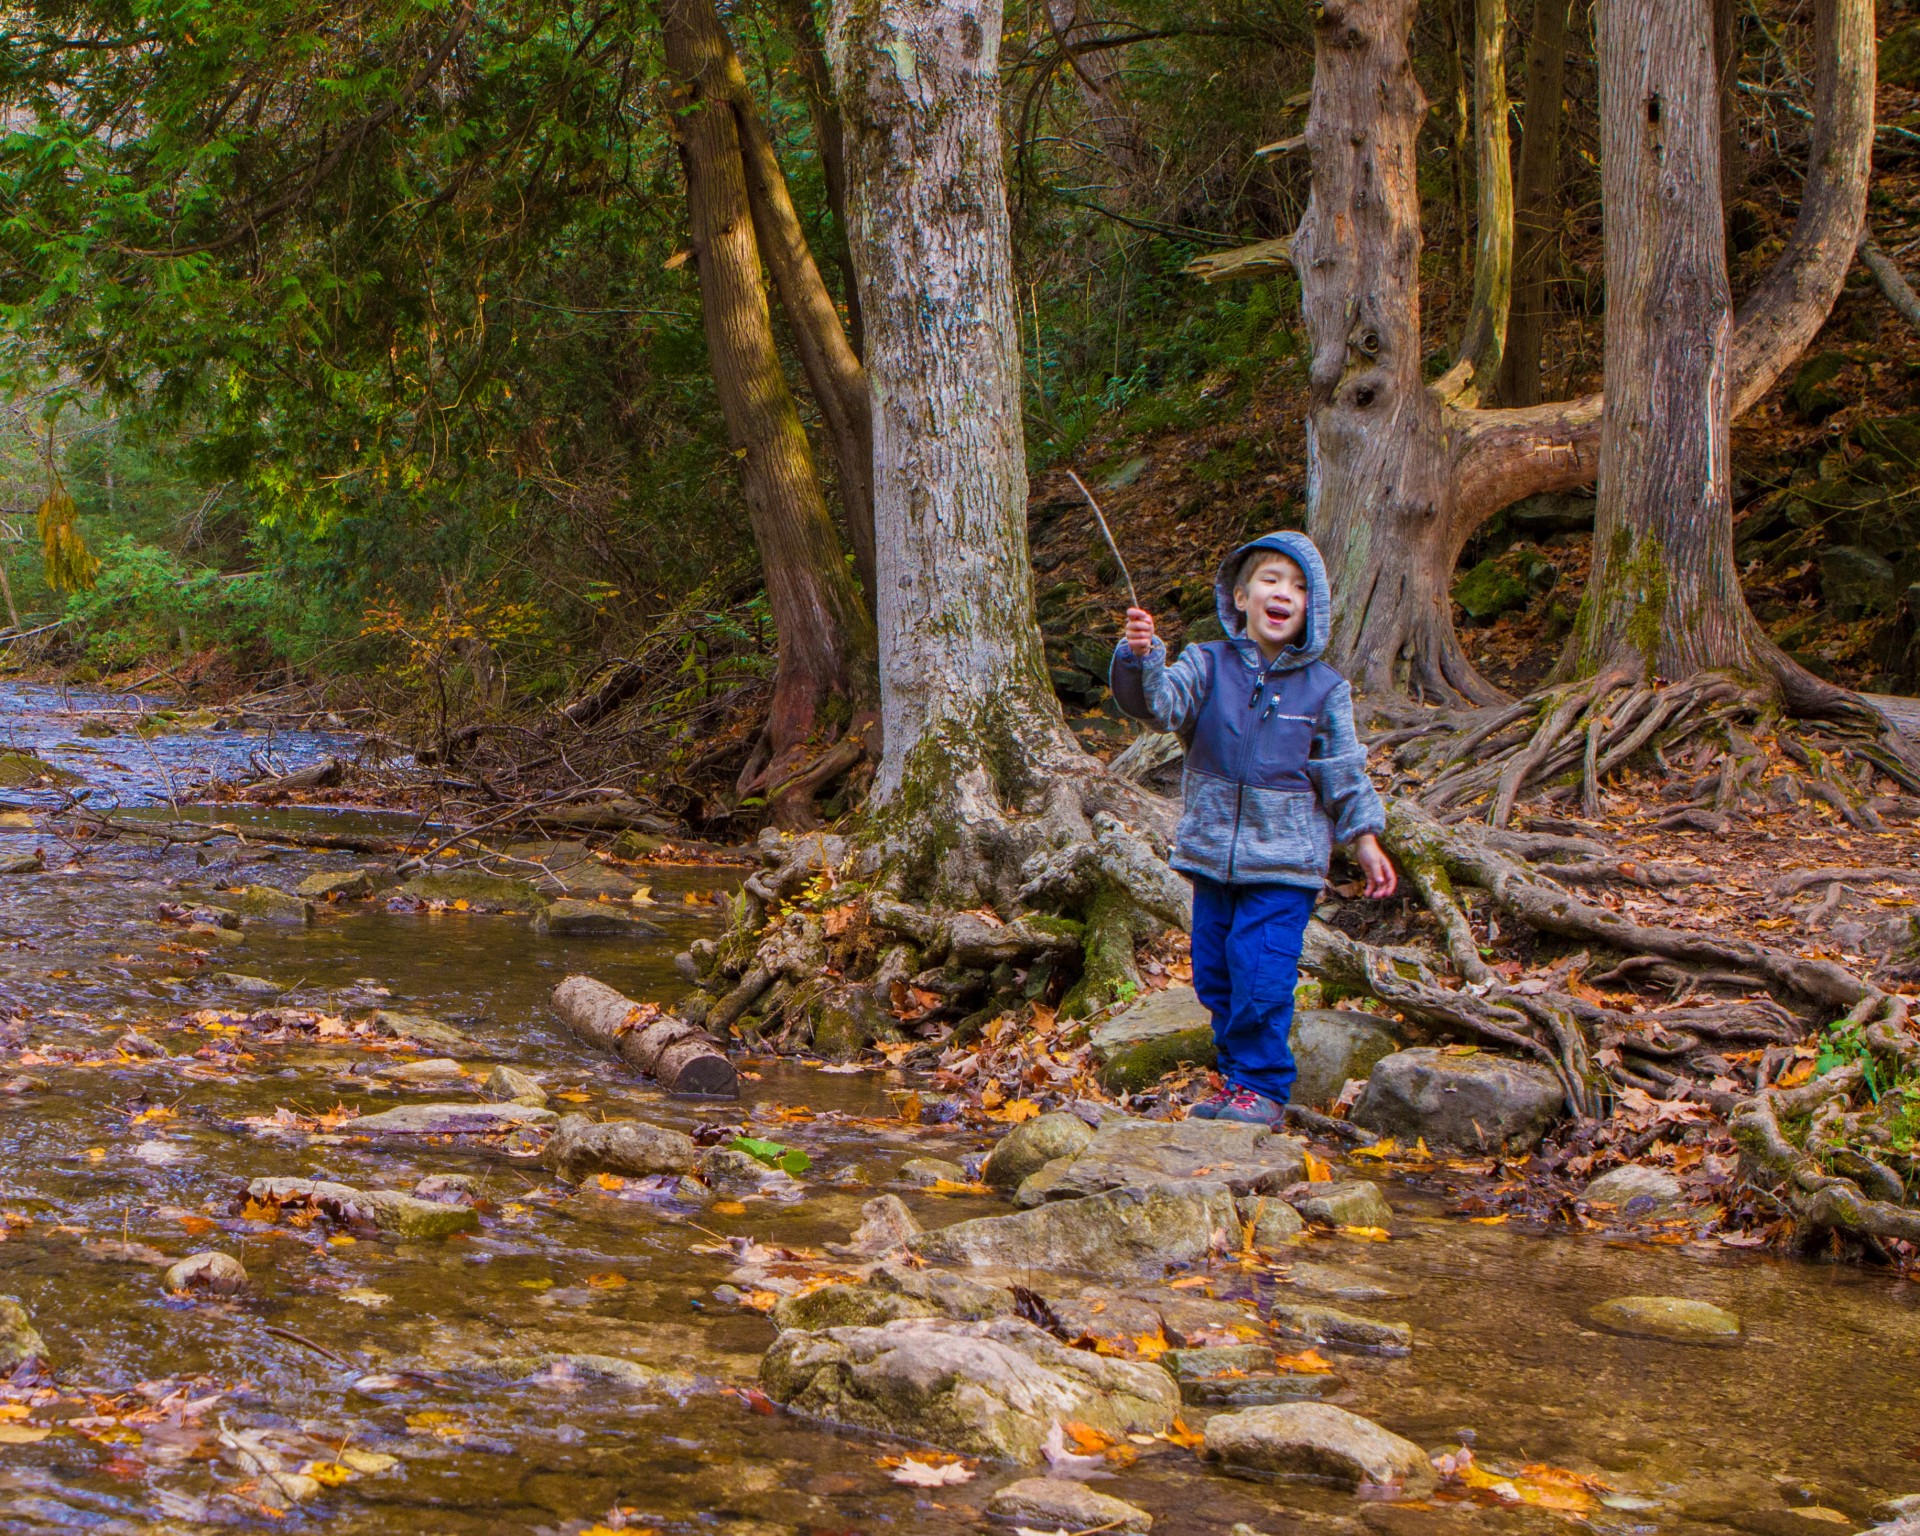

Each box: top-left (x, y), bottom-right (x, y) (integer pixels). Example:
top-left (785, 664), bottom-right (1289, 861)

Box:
top-left (1235, 554), bottom-right (1309, 654)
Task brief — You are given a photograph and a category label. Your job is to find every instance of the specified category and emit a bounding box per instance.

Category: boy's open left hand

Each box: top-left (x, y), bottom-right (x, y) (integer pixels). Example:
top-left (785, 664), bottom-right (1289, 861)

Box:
top-left (1124, 607), bottom-right (1156, 657)
top-left (1352, 833), bottom-right (1397, 899)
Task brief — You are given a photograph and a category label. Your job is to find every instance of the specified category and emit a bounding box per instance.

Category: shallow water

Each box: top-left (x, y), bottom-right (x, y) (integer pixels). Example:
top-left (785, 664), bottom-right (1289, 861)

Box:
top-left (0, 687), bottom-right (1915, 1535)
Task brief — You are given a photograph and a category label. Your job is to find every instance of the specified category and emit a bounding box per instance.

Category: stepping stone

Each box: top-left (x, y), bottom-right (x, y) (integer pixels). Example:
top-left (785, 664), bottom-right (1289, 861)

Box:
top-left (1014, 1118), bottom-right (1306, 1205)
top-left (343, 1101), bottom-right (556, 1136)
top-left (986, 1478), bottom-right (1152, 1532)
top-left (1204, 1402), bottom-right (1435, 1494)
top-left (1588, 1295), bottom-right (1741, 1344)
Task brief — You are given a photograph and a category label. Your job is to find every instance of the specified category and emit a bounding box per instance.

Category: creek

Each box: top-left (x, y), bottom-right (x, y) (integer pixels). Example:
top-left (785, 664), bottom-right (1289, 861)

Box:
top-left (0, 684), bottom-right (1914, 1534)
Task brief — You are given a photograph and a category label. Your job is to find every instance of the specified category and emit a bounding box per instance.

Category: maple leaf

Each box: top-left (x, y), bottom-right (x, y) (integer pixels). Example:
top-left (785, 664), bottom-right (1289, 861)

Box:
top-left (884, 1457), bottom-right (974, 1487)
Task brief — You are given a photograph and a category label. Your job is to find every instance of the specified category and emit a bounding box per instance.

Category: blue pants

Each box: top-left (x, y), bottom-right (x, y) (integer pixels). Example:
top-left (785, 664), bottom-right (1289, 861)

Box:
top-left (1190, 877), bottom-right (1316, 1104)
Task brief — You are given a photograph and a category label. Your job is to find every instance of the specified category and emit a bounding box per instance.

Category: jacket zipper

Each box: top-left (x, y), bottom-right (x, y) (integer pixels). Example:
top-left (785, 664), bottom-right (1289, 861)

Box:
top-left (1226, 651), bottom-right (1268, 881)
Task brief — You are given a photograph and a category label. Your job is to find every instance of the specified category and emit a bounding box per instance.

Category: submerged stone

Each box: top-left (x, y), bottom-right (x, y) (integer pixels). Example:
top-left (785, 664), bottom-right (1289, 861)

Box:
top-left (986, 1479), bottom-right (1153, 1532)
top-left (296, 868), bottom-right (379, 901)
top-left (896, 1156), bottom-right (970, 1187)
top-left (344, 1101), bottom-right (556, 1136)
top-left (228, 885), bottom-right (314, 926)
top-left (1588, 1295), bottom-right (1741, 1344)
top-left (488, 1353), bottom-right (691, 1392)
top-left (367, 1009), bottom-right (481, 1055)
top-left (485, 1064), bottom-right (548, 1106)
top-left (1204, 1402), bottom-right (1436, 1493)
top-left (247, 1176), bottom-right (479, 1240)
top-left (400, 871), bottom-right (545, 912)
top-left (164, 1251), bottom-right (249, 1295)
top-left (0, 1298), bottom-right (46, 1371)
top-left (760, 1316), bottom-right (1178, 1463)
top-left (535, 898), bottom-right (665, 938)
top-left (1267, 1300), bottom-right (1412, 1354)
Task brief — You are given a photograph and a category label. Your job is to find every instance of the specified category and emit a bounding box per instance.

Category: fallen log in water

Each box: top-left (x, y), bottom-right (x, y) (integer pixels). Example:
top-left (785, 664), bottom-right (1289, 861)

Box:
top-left (551, 974), bottom-right (737, 1097)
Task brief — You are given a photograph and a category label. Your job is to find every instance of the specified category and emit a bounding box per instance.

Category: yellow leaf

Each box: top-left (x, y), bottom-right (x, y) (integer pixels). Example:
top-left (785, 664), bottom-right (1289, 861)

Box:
top-left (1350, 1139), bottom-right (1397, 1160)
top-left (299, 1461), bottom-right (357, 1487)
top-left (1273, 1348), bottom-right (1335, 1374)
top-left (0, 1405), bottom-right (28, 1420)
top-left (979, 1080), bottom-right (1005, 1110)
top-left (740, 1290), bottom-right (780, 1312)
top-left (1468, 1213), bottom-right (1509, 1225)
top-left (1340, 1225), bottom-right (1391, 1241)
top-left (1131, 1329), bottom-right (1170, 1360)
top-left (327, 1233), bottom-right (356, 1246)
top-left (1159, 1416), bottom-right (1206, 1450)
top-left (84, 1148), bottom-right (106, 1162)
top-left (452, 900), bottom-right (471, 912)
top-left (711, 1200), bottom-right (747, 1215)
top-left (586, 1272), bottom-right (627, 1290)
top-left (554, 1091), bottom-right (590, 1103)
top-left (986, 1097), bottom-right (1040, 1124)
top-left (1790, 1511), bottom-right (1854, 1526)
top-left (1303, 1150), bottom-right (1333, 1182)
top-left (0, 1425), bottom-right (51, 1443)
top-left (595, 1173), bottom-right (626, 1191)
top-left (928, 1179), bottom-right (991, 1195)
top-left (1062, 1421), bottom-right (1117, 1455)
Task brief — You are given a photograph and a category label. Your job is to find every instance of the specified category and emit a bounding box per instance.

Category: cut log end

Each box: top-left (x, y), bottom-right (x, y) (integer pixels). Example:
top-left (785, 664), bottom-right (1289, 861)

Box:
top-left (551, 973), bottom-right (738, 1098)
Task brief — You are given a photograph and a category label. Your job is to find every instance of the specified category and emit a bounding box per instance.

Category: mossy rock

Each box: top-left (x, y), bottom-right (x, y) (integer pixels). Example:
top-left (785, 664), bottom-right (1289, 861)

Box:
top-left (1099, 1025), bottom-right (1218, 1093)
top-left (229, 885), bottom-right (314, 926)
top-left (400, 871), bottom-right (547, 912)
top-left (1788, 351), bottom-right (1849, 423)
top-left (1452, 558), bottom-right (1530, 622)
top-left (0, 752), bottom-right (81, 788)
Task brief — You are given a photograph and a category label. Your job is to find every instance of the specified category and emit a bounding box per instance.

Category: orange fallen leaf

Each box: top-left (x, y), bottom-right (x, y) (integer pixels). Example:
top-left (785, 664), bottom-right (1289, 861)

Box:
top-left (711, 1200), bottom-right (747, 1215)
top-left (1160, 1416), bottom-right (1206, 1450)
top-left (1303, 1150), bottom-right (1333, 1182)
top-left (739, 1290), bottom-right (780, 1312)
top-left (586, 1272), bottom-right (627, 1290)
top-left (595, 1173), bottom-right (626, 1191)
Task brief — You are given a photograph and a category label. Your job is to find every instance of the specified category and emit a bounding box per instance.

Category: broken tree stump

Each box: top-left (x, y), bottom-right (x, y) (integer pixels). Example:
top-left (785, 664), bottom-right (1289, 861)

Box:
top-left (551, 975), bottom-right (738, 1097)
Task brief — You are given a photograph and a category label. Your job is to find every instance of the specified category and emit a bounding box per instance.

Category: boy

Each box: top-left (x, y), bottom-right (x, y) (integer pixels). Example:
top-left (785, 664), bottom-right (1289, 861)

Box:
top-left (1109, 532), bottom-right (1397, 1127)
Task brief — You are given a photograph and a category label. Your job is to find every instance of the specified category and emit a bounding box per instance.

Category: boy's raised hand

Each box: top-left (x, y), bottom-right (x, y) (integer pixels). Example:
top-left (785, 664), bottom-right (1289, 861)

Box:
top-left (1125, 607), bottom-right (1156, 657)
top-left (1352, 833), bottom-right (1398, 900)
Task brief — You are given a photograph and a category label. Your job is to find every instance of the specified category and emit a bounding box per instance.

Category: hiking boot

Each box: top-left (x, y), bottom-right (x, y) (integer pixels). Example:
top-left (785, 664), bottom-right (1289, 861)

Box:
top-left (1187, 1089), bottom-right (1236, 1120)
top-left (1211, 1087), bottom-right (1286, 1128)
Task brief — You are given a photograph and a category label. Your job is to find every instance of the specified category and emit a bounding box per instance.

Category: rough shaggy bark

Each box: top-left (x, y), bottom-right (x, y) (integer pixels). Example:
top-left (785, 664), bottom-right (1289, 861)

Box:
top-left (829, 0), bottom-right (1126, 899)
top-left (1280, 0), bottom-right (1872, 707)
top-left (1572, 0), bottom-right (1749, 680)
top-left (663, 0), bottom-right (875, 822)
top-left (775, 0), bottom-right (865, 356)
top-left (1454, 0), bottom-right (1513, 391)
top-left (1494, 0), bottom-right (1569, 408)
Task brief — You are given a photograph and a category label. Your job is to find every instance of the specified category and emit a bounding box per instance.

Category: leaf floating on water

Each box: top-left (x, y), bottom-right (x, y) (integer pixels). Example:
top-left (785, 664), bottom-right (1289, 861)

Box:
top-left (340, 1288), bottom-right (390, 1308)
top-left (880, 1455), bottom-right (975, 1487)
top-left (0, 1425), bottom-right (52, 1444)
top-left (1272, 1348), bottom-right (1335, 1374)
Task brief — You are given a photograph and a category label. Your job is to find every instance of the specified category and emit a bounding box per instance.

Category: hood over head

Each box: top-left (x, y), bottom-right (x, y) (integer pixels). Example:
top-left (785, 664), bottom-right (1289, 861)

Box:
top-left (1212, 530), bottom-right (1331, 672)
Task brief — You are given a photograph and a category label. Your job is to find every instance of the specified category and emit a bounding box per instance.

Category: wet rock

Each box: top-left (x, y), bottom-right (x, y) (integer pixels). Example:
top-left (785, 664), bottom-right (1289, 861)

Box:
top-left (1582, 1164), bottom-right (1684, 1213)
top-left (228, 884), bottom-right (314, 926)
top-left (368, 1009), bottom-right (481, 1056)
top-left (114, 1031), bottom-right (168, 1058)
top-left (489, 1353), bottom-right (691, 1392)
top-left (541, 1115), bottom-right (697, 1181)
top-left (345, 1101), bottom-right (555, 1136)
top-left (1352, 1047), bottom-right (1564, 1152)
top-left (1268, 1301), bottom-right (1412, 1354)
top-left (374, 1057), bottom-right (469, 1086)
top-left (1162, 1342), bottom-right (1274, 1379)
top-left (1091, 984), bottom-right (1214, 1092)
top-left (1281, 1261), bottom-right (1407, 1304)
top-left (412, 1174), bottom-right (478, 1202)
top-left (829, 1194), bottom-right (920, 1257)
top-left (698, 1146), bottom-right (804, 1199)
top-left (1160, 1343), bottom-right (1341, 1405)
top-left (760, 1316), bottom-right (1178, 1463)
top-left (400, 871), bottom-right (545, 913)
top-left (981, 1111), bottom-right (1095, 1191)
top-left (1291, 1010), bottom-right (1402, 1108)
top-left (535, 898), bottom-right (666, 938)
top-left (1285, 1179), bottom-right (1393, 1230)
top-left (247, 1176), bottom-right (480, 1239)
top-left (296, 869), bottom-right (379, 901)
top-left (912, 1181), bottom-right (1239, 1275)
top-left (0, 751), bottom-right (80, 788)
top-left (771, 1263), bottom-right (1011, 1332)
top-left (1014, 1118), bottom-right (1306, 1205)
top-left (1204, 1402), bottom-right (1436, 1494)
top-left (213, 972), bottom-right (283, 1000)
top-left (485, 1064), bottom-right (548, 1106)
top-left (500, 841), bottom-right (643, 899)
top-left (897, 1156), bottom-right (969, 1187)
top-left (1588, 1295), bottom-right (1741, 1344)
top-left (986, 1479), bottom-right (1153, 1532)
top-left (164, 1251), bottom-right (249, 1295)
top-left (0, 1297), bottom-right (46, 1371)
top-left (0, 851), bottom-right (43, 875)
top-left (186, 922), bottom-right (246, 947)
top-left (1235, 1193), bottom-right (1305, 1251)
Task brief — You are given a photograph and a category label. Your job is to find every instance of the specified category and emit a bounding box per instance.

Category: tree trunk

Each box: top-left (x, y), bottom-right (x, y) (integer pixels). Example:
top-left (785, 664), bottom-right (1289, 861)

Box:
top-left (1043, 0), bottom-right (1154, 204)
top-left (774, 0), bottom-right (865, 357)
top-left (1298, 0), bottom-right (1503, 706)
top-left (827, 0), bottom-right (1107, 900)
top-left (662, 0), bottom-right (875, 825)
top-left (1570, 0), bottom-right (1755, 681)
top-left (1713, 0), bottom-right (1744, 209)
top-left (1494, 0), bottom-right (1569, 408)
top-left (1455, 0), bottom-right (1513, 392)
top-left (711, 13), bottom-right (878, 604)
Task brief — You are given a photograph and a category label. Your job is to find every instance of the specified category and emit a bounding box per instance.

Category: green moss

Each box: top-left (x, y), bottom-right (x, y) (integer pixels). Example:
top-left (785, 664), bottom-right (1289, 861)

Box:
top-left (1098, 1026), bottom-right (1217, 1093)
top-left (1059, 885), bottom-right (1142, 1020)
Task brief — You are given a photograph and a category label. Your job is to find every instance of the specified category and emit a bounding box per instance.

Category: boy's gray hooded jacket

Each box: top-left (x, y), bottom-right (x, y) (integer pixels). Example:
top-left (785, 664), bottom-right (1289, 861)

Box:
top-left (1108, 531), bottom-right (1385, 890)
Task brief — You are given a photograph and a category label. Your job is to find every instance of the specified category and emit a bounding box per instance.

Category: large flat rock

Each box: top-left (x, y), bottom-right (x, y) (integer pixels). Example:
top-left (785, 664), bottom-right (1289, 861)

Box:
top-left (344, 1101), bottom-right (557, 1136)
top-left (910, 1182), bottom-right (1240, 1276)
top-left (1014, 1118), bottom-right (1306, 1205)
top-left (761, 1316), bottom-right (1177, 1463)
top-left (1352, 1047), bottom-right (1564, 1152)
top-left (1204, 1402), bottom-right (1436, 1493)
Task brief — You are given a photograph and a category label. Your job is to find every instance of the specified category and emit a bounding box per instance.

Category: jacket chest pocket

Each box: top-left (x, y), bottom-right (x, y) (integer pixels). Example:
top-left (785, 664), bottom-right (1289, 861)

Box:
top-left (1248, 711), bottom-right (1316, 789)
